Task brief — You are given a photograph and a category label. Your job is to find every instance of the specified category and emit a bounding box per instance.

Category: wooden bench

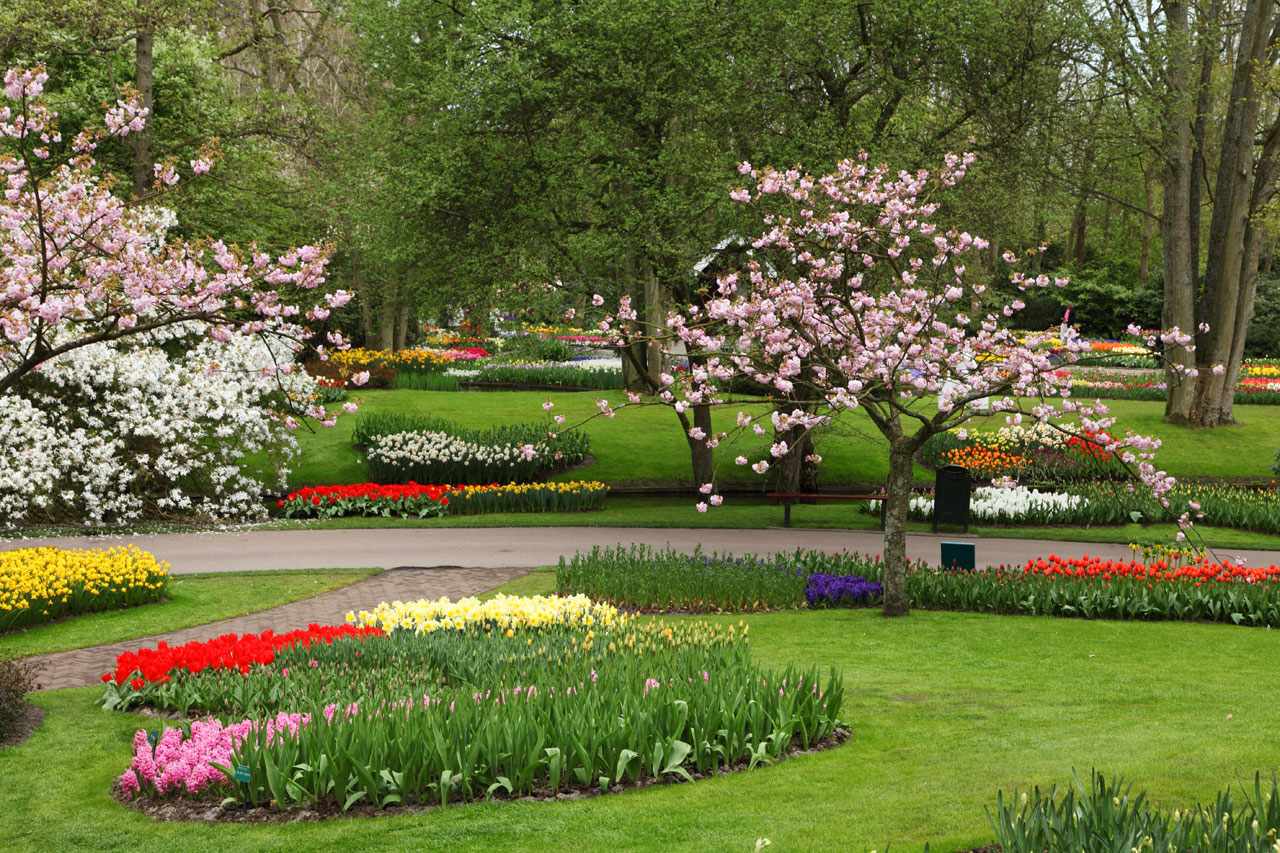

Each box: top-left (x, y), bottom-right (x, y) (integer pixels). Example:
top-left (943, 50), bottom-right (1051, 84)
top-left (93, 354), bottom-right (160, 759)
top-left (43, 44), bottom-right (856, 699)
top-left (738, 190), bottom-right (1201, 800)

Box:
top-left (767, 492), bottom-right (887, 529)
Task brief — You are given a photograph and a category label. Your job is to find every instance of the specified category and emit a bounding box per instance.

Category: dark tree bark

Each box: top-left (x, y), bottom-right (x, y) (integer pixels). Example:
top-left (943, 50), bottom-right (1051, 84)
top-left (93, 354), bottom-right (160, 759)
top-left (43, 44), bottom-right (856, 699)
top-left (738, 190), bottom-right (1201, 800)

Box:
top-left (882, 438), bottom-right (915, 617)
top-left (1159, 0), bottom-right (1199, 422)
top-left (127, 26), bottom-right (155, 198)
top-left (1164, 0), bottom-right (1280, 426)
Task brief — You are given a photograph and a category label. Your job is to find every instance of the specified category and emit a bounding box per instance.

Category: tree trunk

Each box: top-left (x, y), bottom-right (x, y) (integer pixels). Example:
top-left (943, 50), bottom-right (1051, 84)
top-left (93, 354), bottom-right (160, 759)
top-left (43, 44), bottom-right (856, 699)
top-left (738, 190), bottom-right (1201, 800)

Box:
top-left (378, 290), bottom-right (397, 353)
top-left (772, 398), bottom-right (819, 492)
top-left (128, 26), bottom-right (155, 198)
top-left (619, 250), bottom-right (647, 393)
top-left (641, 255), bottom-right (664, 389)
top-left (882, 439), bottom-right (914, 618)
top-left (687, 403), bottom-right (714, 488)
top-left (1160, 0), bottom-right (1199, 424)
top-left (393, 302), bottom-right (410, 352)
top-left (1139, 160), bottom-right (1155, 285)
top-left (798, 431), bottom-right (819, 491)
top-left (772, 410), bottom-right (804, 493)
top-left (1188, 0), bottom-right (1272, 427)
top-left (352, 245), bottom-right (377, 347)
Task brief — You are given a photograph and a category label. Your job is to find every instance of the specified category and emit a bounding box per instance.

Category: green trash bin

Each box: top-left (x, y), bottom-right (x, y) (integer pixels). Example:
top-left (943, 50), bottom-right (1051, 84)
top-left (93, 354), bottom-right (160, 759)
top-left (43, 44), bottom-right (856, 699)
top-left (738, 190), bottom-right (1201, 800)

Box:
top-left (932, 464), bottom-right (970, 533)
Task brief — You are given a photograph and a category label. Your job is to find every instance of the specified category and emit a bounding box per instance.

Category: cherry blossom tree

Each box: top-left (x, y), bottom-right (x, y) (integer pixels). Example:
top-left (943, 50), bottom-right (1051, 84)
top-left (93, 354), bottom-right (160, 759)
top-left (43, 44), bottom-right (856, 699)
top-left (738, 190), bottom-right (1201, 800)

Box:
top-left (586, 152), bottom-right (1192, 617)
top-left (0, 65), bottom-right (358, 401)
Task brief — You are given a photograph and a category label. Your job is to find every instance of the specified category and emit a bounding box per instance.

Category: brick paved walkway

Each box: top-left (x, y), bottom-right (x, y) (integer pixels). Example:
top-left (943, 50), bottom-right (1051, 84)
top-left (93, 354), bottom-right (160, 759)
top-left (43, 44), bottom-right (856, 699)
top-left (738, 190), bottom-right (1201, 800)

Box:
top-left (26, 565), bottom-right (528, 691)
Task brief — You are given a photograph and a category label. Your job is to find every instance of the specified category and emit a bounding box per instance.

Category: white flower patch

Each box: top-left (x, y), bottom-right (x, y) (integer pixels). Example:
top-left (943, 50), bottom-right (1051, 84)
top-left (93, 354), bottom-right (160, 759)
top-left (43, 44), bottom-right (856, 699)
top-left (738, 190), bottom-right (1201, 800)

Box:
top-left (0, 325), bottom-right (314, 526)
top-left (871, 485), bottom-right (1088, 524)
top-left (368, 431), bottom-right (540, 472)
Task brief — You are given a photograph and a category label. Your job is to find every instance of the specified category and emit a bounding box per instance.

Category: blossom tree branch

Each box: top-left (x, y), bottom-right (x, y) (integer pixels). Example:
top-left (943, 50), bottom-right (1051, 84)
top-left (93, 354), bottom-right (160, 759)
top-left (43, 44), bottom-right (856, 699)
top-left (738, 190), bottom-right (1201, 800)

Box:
top-left (0, 64), bottom-right (366, 416)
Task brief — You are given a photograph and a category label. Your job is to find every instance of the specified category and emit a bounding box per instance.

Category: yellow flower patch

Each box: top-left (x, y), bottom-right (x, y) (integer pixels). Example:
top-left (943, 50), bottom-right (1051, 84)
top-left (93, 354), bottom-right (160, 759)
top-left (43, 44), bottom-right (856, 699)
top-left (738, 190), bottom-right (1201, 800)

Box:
top-left (0, 545), bottom-right (169, 630)
top-left (346, 593), bottom-right (626, 636)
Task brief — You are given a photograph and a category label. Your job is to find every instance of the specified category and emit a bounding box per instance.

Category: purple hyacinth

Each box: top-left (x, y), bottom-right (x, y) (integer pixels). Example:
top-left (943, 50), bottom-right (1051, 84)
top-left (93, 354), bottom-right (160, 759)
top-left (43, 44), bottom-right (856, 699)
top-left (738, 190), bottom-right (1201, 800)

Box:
top-left (804, 573), bottom-right (884, 608)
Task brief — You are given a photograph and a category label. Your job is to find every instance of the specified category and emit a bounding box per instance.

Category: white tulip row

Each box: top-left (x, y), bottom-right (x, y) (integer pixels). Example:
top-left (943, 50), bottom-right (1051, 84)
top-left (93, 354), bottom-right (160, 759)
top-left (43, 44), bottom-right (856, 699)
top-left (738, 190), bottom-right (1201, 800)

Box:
top-left (368, 431), bottom-right (538, 468)
top-left (869, 486), bottom-right (1088, 524)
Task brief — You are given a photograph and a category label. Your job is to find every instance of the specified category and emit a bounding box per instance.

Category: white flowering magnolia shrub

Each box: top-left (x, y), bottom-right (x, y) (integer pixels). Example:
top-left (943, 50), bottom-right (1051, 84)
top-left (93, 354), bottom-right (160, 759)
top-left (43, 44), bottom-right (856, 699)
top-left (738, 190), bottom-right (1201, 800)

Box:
top-left (365, 431), bottom-right (542, 484)
top-left (0, 326), bottom-right (320, 525)
top-left (869, 486), bottom-right (1088, 526)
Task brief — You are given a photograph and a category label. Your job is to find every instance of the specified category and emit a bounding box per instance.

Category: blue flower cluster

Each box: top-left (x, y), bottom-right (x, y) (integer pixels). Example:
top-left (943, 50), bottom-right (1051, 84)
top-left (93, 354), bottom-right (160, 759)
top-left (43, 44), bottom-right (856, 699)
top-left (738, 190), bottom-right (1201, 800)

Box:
top-left (804, 573), bottom-right (884, 608)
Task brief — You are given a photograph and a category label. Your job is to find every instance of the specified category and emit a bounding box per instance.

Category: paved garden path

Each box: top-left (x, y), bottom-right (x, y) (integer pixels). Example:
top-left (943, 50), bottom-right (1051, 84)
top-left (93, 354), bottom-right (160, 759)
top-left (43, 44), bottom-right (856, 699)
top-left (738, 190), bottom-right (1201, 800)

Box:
top-left (6, 525), bottom-right (1280, 574)
top-left (27, 565), bottom-right (527, 691)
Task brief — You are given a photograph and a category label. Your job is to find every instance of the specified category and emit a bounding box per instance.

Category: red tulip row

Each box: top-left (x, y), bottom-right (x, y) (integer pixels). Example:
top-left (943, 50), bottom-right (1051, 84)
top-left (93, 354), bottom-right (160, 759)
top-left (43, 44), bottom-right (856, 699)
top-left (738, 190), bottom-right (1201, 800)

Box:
top-left (102, 623), bottom-right (384, 688)
top-left (1022, 554), bottom-right (1280, 586)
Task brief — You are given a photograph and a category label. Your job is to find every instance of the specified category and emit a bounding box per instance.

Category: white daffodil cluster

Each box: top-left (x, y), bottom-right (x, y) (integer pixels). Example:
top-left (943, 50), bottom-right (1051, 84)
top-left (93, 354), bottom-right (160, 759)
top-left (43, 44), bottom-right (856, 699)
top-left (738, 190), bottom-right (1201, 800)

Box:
top-left (368, 431), bottom-right (539, 470)
top-left (0, 324), bottom-right (317, 525)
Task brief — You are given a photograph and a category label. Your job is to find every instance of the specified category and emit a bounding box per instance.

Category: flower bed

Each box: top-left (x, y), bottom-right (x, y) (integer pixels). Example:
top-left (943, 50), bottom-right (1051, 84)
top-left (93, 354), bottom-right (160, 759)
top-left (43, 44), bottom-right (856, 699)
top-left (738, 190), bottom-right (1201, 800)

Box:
top-left (0, 546), bottom-right (169, 632)
top-left (352, 413), bottom-right (590, 482)
top-left (557, 545), bottom-right (889, 612)
top-left (311, 376), bottom-right (349, 403)
top-left (101, 623), bottom-right (383, 700)
top-left (465, 362), bottom-right (620, 390)
top-left (921, 422), bottom-right (1125, 484)
top-left (329, 347), bottom-right (489, 373)
top-left (366, 431), bottom-right (546, 484)
top-left (1046, 359), bottom-right (1280, 404)
top-left (815, 549), bottom-right (1280, 626)
top-left (445, 481), bottom-right (609, 514)
top-left (106, 596), bottom-right (845, 813)
top-left (868, 486), bottom-right (1088, 525)
top-left (867, 481), bottom-right (1280, 532)
top-left (347, 592), bottom-right (626, 635)
top-left (278, 481), bottom-right (608, 519)
top-left (562, 547), bottom-right (1280, 627)
top-left (986, 770), bottom-right (1280, 853)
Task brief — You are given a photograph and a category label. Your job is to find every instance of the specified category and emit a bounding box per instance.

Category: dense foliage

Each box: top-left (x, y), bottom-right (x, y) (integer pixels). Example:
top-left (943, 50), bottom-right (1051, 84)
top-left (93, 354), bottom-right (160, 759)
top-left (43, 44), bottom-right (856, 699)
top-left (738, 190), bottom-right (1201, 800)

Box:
top-left (354, 412), bottom-right (589, 485)
top-left (0, 657), bottom-right (42, 741)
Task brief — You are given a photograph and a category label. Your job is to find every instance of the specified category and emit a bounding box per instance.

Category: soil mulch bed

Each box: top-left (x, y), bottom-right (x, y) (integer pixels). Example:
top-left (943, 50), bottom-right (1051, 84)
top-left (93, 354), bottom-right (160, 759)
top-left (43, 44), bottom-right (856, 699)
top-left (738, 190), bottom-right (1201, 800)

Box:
top-left (113, 728), bottom-right (850, 823)
top-left (0, 703), bottom-right (45, 751)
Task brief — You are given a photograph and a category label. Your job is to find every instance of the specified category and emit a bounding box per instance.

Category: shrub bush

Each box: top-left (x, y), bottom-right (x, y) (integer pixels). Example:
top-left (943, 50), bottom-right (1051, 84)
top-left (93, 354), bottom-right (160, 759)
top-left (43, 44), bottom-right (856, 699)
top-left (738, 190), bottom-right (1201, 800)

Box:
top-left (1245, 274), bottom-right (1280, 358)
top-left (497, 334), bottom-right (576, 363)
top-left (0, 658), bottom-right (42, 741)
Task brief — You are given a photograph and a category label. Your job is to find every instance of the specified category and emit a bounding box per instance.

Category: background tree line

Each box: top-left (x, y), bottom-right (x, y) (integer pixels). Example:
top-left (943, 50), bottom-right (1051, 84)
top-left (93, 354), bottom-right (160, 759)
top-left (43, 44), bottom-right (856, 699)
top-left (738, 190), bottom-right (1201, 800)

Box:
top-left (4, 0), bottom-right (1280, 429)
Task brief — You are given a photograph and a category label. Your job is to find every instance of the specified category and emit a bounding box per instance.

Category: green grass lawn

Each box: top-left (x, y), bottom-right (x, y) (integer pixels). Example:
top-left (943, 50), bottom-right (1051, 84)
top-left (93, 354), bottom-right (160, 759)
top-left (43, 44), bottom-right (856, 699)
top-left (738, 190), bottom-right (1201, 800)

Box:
top-left (282, 390), bottom-right (1280, 490)
top-left (4, 593), bottom-right (1278, 851)
top-left (278, 389), bottom-right (931, 489)
top-left (0, 569), bottom-right (380, 660)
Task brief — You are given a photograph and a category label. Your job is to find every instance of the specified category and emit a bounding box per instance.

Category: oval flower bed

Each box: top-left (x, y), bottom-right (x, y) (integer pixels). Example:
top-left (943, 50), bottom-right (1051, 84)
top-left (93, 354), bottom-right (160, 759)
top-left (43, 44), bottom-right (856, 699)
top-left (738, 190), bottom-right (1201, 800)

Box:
top-left (103, 594), bottom-right (846, 817)
top-left (277, 481), bottom-right (609, 519)
top-left (0, 545), bottom-right (169, 632)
